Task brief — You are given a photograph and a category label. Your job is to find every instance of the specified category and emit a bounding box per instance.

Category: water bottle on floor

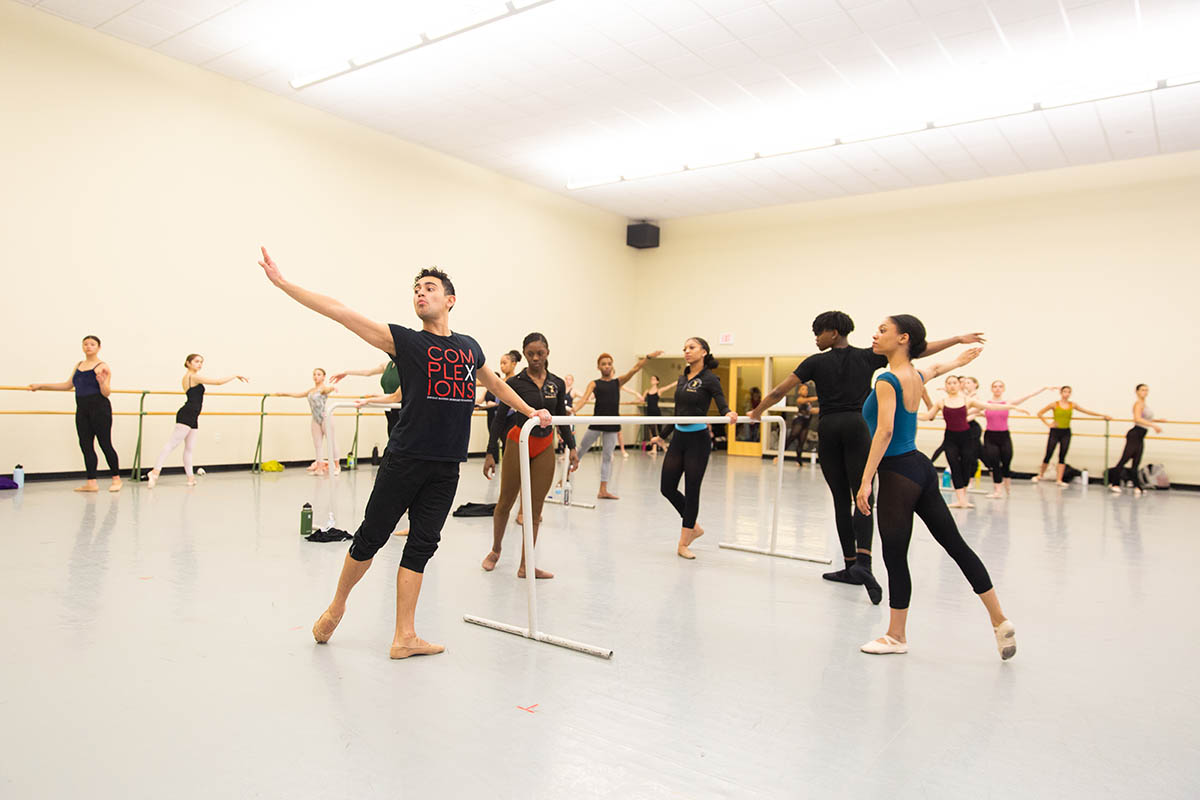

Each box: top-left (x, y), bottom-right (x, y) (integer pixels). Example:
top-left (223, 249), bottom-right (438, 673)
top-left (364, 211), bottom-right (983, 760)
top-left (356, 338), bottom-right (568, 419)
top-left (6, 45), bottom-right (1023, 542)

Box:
top-left (941, 469), bottom-right (951, 488)
top-left (300, 503), bottom-right (313, 537)
top-left (13, 464), bottom-right (24, 488)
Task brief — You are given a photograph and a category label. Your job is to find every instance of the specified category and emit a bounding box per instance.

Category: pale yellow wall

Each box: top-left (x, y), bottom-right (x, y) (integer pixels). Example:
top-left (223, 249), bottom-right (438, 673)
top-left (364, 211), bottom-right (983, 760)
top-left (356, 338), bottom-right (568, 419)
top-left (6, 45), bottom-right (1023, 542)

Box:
top-left (633, 152), bottom-right (1200, 482)
top-left (0, 2), bottom-right (637, 475)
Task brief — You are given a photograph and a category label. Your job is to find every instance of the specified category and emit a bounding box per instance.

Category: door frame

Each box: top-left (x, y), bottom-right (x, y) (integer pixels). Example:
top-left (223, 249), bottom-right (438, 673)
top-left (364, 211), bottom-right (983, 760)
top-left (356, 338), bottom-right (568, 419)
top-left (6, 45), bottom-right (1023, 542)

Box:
top-left (726, 357), bottom-right (768, 457)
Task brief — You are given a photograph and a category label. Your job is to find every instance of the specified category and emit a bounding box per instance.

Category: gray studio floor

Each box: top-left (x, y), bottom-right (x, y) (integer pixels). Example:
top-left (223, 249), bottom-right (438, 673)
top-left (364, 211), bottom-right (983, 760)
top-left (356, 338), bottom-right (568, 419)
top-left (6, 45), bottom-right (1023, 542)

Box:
top-left (1, 448), bottom-right (1197, 799)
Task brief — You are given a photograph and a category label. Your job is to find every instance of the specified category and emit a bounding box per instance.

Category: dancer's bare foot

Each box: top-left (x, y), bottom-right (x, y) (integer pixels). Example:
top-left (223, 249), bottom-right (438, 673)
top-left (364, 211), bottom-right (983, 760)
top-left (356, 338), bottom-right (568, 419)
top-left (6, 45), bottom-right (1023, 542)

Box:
top-left (389, 636), bottom-right (445, 659)
top-left (74, 481), bottom-right (99, 493)
top-left (597, 491), bottom-right (620, 500)
top-left (986, 490), bottom-right (1004, 499)
top-left (948, 501), bottom-right (974, 509)
top-left (481, 551), bottom-right (500, 571)
top-left (312, 610), bottom-right (343, 643)
top-left (516, 566), bottom-right (554, 579)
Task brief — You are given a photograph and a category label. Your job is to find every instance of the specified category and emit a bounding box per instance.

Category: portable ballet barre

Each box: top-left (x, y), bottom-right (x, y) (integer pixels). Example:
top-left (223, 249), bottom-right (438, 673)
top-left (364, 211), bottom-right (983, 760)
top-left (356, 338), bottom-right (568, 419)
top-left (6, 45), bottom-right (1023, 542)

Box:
top-left (463, 414), bottom-right (794, 660)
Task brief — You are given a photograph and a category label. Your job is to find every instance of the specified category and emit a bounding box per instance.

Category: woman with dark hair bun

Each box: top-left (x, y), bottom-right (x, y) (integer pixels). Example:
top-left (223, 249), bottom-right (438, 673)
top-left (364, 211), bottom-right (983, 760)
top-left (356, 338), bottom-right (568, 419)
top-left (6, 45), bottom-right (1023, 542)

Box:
top-left (146, 354), bottom-right (248, 488)
top-left (749, 310), bottom-right (984, 602)
top-left (1108, 383), bottom-right (1163, 495)
top-left (651, 337), bottom-right (737, 559)
top-left (28, 335), bottom-right (122, 492)
top-left (856, 315), bottom-right (1015, 660)
top-left (481, 333), bottom-right (578, 578)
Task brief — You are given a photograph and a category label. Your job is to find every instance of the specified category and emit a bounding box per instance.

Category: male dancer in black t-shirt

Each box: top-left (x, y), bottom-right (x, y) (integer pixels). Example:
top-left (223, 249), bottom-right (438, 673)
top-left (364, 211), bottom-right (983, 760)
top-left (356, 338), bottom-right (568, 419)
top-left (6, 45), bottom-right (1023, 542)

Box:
top-left (750, 311), bottom-right (982, 604)
top-left (256, 247), bottom-right (550, 658)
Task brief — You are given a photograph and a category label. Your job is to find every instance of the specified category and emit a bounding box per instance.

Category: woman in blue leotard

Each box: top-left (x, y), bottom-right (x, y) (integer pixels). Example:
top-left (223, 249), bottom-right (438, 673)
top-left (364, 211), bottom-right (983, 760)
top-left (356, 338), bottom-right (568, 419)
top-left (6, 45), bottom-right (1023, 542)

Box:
top-left (855, 315), bottom-right (1015, 661)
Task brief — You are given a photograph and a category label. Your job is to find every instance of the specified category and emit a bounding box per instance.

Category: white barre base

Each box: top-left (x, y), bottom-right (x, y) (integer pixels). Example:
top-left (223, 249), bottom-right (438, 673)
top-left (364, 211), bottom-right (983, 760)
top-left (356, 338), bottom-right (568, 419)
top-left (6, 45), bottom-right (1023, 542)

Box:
top-left (543, 497), bottom-right (597, 509)
top-left (718, 542), bottom-right (833, 564)
top-left (463, 615), bottom-right (613, 659)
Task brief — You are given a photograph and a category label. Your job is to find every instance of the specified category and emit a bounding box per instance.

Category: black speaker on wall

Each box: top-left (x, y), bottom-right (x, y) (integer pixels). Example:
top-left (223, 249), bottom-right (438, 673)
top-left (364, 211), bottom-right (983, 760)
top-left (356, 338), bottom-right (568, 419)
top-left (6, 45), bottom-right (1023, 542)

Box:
top-left (626, 222), bottom-right (660, 249)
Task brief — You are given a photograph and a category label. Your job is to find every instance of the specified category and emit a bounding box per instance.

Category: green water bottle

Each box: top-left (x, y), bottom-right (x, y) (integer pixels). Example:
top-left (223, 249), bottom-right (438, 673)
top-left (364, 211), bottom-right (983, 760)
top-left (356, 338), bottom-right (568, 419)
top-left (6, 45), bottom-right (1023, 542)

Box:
top-left (300, 502), bottom-right (313, 537)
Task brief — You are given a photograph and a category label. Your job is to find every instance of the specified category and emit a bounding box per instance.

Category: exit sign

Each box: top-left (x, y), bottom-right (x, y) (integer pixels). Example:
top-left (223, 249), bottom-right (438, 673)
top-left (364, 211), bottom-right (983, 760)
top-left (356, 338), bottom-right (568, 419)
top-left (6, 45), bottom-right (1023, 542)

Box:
top-left (718, 333), bottom-right (734, 345)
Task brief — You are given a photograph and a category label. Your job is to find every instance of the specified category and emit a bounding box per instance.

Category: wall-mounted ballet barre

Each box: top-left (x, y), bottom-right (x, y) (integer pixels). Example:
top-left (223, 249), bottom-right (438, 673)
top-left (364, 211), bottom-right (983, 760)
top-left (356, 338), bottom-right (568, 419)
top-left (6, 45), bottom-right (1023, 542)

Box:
top-left (463, 414), bottom-right (797, 660)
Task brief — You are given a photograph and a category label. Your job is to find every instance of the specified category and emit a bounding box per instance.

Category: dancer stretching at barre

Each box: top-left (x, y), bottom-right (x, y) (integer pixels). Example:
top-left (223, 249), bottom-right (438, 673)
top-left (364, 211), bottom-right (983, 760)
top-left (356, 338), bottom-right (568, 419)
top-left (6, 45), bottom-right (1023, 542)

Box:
top-left (146, 354), bottom-right (247, 488)
top-left (629, 375), bottom-right (667, 455)
top-left (272, 368), bottom-right (341, 475)
top-left (1108, 384), bottom-right (1164, 495)
top-left (921, 376), bottom-right (1028, 509)
top-left (856, 316), bottom-right (1015, 659)
top-left (981, 382), bottom-right (1053, 498)
top-left (650, 337), bottom-right (737, 559)
top-left (575, 350), bottom-right (661, 499)
top-left (749, 311), bottom-right (984, 604)
top-left (255, 247), bottom-right (549, 659)
top-left (28, 335), bottom-right (122, 492)
top-left (332, 359), bottom-right (402, 437)
top-left (481, 332), bottom-right (578, 578)
top-left (1032, 386), bottom-right (1110, 485)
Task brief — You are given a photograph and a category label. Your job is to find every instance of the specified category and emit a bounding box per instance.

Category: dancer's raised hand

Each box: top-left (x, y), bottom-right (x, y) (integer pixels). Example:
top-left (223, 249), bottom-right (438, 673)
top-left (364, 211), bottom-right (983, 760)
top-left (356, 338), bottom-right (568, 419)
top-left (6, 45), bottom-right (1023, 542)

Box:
top-left (257, 246), bottom-right (285, 287)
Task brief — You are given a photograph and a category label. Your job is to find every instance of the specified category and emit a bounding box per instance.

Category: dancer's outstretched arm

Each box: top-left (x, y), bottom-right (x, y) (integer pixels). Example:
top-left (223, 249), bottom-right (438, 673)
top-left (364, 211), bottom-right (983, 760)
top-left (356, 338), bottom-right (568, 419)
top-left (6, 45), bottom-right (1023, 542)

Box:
top-left (1009, 386), bottom-right (1054, 407)
top-left (616, 351), bottom-right (663, 386)
top-left (1072, 402), bottom-right (1111, 420)
top-left (921, 332), bottom-right (985, 358)
top-left (917, 347), bottom-right (982, 383)
top-left (747, 373), bottom-right (797, 419)
top-left (256, 247), bottom-right (392, 354)
top-left (196, 374), bottom-right (248, 386)
top-left (29, 366), bottom-right (77, 392)
top-left (331, 362), bottom-right (387, 382)
top-left (478, 369), bottom-right (550, 427)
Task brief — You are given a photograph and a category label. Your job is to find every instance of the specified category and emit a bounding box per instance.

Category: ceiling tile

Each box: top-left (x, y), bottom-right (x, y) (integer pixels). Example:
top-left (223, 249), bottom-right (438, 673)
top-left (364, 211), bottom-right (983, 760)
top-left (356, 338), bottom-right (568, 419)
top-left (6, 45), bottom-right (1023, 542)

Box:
top-left (98, 14), bottom-right (175, 48)
top-left (669, 18), bottom-right (738, 51)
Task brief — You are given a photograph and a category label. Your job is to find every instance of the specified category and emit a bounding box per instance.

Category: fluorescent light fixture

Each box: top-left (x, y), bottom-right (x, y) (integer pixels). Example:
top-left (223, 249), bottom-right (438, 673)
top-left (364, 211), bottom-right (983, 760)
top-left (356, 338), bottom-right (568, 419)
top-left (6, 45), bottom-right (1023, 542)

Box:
top-left (351, 36), bottom-right (424, 68)
top-left (685, 152), bottom-right (757, 170)
top-left (933, 101), bottom-right (1035, 127)
top-left (289, 61), bottom-right (352, 89)
top-left (421, 3), bottom-right (510, 40)
top-left (1165, 73), bottom-right (1200, 87)
top-left (566, 174), bottom-right (622, 190)
top-left (756, 138), bottom-right (837, 157)
top-left (1038, 81), bottom-right (1158, 108)
top-left (837, 121), bottom-right (928, 143)
top-left (620, 164), bottom-right (686, 180)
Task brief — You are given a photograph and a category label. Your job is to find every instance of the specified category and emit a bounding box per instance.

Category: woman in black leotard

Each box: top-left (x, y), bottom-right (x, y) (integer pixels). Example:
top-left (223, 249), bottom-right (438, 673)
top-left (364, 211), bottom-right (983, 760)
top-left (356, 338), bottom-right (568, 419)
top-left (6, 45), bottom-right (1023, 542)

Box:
top-left (651, 338), bottom-right (737, 559)
top-left (632, 375), bottom-right (667, 455)
top-left (28, 335), bottom-right (122, 493)
top-left (146, 354), bottom-right (247, 488)
top-left (575, 350), bottom-right (661, 500)
top-left (750, 311), bottom-right (983, 595)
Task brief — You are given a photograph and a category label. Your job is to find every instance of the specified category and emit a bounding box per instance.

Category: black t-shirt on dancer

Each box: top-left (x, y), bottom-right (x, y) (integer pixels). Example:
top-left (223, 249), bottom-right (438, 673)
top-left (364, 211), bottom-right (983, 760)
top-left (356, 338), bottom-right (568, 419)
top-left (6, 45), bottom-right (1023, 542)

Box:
top-left (386, 323), bottom-right (486, 462)
top-left (792, 346), bottom-right (887, 416)
top-left (486, 369), bottom-right (576, 458)
top-left (671, 369), bottom-right (731, 417)
top-left (589, 378), bottom-right (621, 432)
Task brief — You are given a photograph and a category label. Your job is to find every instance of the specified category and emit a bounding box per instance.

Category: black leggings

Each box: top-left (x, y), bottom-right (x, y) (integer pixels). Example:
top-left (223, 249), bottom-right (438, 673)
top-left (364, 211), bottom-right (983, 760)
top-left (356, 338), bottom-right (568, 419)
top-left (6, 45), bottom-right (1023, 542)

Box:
top-left (660, 429), bottom-right (711, 528)
top-left (1108, 427), bottom-right (1147, 488)
top-left (942, 429), bottom-right (977, 490)
top-left (982, 430), bottom-right (1013, 484)
top-left (967, 420), bottom-right (983, 479)
top-left (876, 450), bottom-right (994, 609)
top-left (75, 395), bottom-right (120, 479)
top-left (1043, 428), bottom-right (1071, 464)
top-left (816, 412), bottom-right (874, 561)
top-left (786, 417), bottom-right (812, 462)
top-left (348, 452), bottom-right (459, 572)
top-left (386, 408), bottom-right (401, 437)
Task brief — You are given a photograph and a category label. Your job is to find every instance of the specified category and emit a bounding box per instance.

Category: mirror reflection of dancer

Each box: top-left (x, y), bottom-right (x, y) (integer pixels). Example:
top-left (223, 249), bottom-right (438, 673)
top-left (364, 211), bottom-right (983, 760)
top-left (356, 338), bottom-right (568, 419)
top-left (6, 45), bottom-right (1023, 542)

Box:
top-left (481, 332), bottom-right (579, 578)
top-left (273, 368), bottom-right (341, 474)
top-left (750, 311), bottom-right (984, 603)
top-left (650, 337), bottom-right (737, 559)
top-left (785, 383), bottom-right (819, 467)
top-left (856, 316), bottom-right (1014, 659)
top-left (256, 247), bottom-right (550, 659)
top-left (575, 350), bottom-right (662, 500)
top-left (1033, 387), bottom-right (1110, 485)
top-left (981, 382), bottom-right (1052, 499)
top-left (147, 354), bottom-right (247, 488)
top-left (28, 335), bottom-right (122, 493)
top-left (1108, 384), bottom-right (1164, 495)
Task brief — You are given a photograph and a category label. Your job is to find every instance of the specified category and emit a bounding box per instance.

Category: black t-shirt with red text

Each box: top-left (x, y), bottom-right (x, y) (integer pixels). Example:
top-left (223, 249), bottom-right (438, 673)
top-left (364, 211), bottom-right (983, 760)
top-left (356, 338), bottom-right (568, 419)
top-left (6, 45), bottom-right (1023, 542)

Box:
top-left (386, 323), bottom-right (486, 462)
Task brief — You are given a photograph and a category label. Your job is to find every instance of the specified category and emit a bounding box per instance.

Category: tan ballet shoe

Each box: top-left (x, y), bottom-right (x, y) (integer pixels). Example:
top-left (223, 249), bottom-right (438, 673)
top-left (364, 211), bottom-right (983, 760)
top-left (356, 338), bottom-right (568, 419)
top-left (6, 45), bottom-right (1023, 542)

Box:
top-left (389, 638), bottom-right (445, 659)
top-left (994, 619), bottom-right (1016, 661)
top-left (108, 480), bottom-right (122, 493)
top-left (312, 611), bottom-right (342, 644)
top-left (677, 544), bottom-right (696, 559)
top-left (861, 634), bottom-right (907, 655)
top-left (517, 566), bottom-right (554, 579)
top-left (74, 484), bottom-right (99, 493)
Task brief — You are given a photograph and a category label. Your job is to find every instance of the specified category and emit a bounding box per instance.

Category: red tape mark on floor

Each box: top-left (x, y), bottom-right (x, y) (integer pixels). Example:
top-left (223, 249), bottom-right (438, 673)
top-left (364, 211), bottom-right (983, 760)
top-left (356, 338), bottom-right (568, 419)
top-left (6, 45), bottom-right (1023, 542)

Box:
top-left (517, 704), bottom-right (539, 714)
top-left (138, 576), bottom-right (154, 580)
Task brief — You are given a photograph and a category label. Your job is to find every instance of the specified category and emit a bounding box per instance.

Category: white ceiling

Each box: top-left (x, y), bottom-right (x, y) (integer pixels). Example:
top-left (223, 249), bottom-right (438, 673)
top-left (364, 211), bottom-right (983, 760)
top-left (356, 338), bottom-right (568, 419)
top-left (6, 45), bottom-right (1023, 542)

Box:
top-left (19, 0), bottom-right (1200, 219)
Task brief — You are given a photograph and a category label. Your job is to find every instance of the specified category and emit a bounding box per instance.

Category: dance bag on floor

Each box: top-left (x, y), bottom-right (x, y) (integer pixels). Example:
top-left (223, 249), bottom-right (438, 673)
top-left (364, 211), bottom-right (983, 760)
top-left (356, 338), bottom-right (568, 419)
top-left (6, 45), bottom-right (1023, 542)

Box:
top-left (0, 477), bottom-right (17, 490)
top-left (1138, 464), bottom-right (1170, 489)
top-left (306, 527), bottom-right (352, 542)
top-left (1061, 464), bottom-right (1083, 483)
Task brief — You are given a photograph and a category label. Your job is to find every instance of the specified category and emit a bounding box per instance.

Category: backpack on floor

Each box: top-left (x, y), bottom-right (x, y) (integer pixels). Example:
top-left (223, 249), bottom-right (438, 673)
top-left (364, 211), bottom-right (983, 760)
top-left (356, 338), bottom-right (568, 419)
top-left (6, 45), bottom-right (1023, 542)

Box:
top-left (1138, 463), bottom-right (1170, 489)
top-left (1061, 463), bottom-right (1083, 483)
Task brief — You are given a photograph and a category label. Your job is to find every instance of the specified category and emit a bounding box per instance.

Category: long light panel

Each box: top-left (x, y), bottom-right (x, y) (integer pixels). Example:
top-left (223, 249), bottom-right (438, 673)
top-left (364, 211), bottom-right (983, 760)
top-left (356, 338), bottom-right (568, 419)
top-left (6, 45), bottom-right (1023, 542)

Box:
top-left (566, 76), bottom-right (1200, 191)
top-left (290, 0), bottom-right (558, 90)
